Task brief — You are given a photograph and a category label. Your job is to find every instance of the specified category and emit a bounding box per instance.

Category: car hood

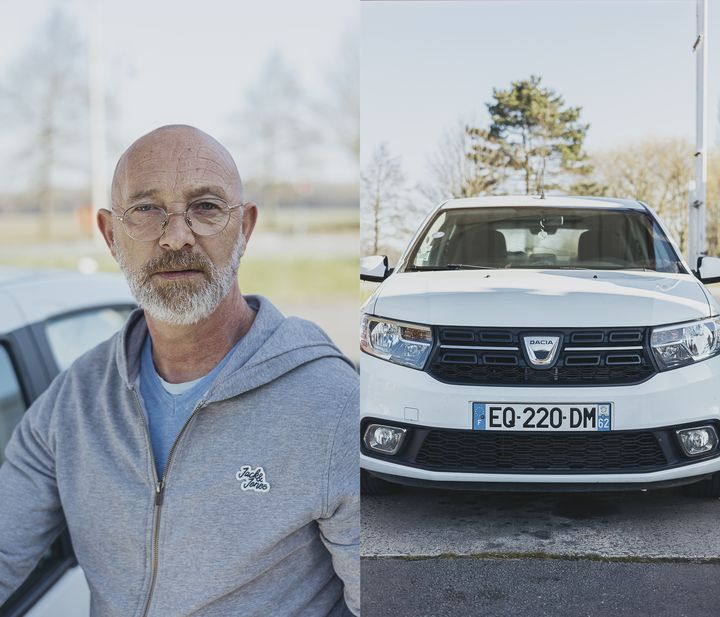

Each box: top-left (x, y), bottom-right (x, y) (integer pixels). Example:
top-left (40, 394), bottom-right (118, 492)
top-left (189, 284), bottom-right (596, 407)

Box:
top-left (369, 269), bottom-right (713, 328)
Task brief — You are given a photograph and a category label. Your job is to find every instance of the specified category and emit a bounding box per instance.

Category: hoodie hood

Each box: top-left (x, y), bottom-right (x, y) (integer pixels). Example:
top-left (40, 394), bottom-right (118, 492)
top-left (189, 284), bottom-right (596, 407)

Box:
top-left (371, 269), bottom-right (713, 328)
top-left (116, 295), bottom-right (353, 398)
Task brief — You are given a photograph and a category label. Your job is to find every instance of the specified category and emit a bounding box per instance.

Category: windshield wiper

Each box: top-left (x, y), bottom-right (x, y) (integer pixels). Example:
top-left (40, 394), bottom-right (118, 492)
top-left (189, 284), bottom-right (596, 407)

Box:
top-left (542, 266), bottom-right (591, 270)
top-left (445, 263), bottom-right (495, 270)
top-left (407, 264), bottom-right (495, 271)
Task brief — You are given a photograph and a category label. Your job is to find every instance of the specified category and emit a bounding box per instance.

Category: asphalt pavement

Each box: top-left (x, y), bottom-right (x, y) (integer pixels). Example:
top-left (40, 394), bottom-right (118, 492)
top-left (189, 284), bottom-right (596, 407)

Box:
top-left (361, 486), bottom-right (720, 615)
top-left (362, 557), bottom-right (720, 617)
top-left (362, 486), bottom-right (720, 559)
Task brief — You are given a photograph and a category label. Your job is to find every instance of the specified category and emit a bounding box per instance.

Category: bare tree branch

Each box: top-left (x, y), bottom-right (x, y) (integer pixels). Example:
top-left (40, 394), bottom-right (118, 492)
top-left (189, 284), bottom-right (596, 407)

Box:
top-left (361, 143), bottom-right (407, 255)
top-left (0, 7), bottom-right (89, 238)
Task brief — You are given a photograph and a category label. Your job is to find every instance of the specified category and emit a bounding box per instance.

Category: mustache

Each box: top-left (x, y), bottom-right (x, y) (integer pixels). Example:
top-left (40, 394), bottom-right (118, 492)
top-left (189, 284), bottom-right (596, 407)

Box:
top-left (141, 251), bottom-right (212, 282)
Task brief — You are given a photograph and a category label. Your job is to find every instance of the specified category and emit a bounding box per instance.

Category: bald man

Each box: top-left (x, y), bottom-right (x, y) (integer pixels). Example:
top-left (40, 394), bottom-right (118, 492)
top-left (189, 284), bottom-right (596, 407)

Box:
top-left (0, 126), bottom-right (360, 617)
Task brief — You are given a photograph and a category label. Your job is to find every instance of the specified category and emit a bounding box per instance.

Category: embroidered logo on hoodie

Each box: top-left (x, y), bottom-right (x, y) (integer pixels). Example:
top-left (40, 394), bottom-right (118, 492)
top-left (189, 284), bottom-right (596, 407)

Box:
top-left (235, 465), bottom-right (270, 492)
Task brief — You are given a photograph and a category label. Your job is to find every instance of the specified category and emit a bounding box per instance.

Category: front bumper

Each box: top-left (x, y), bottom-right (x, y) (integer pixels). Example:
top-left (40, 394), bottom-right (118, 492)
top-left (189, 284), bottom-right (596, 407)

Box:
top-left (364, 469), bottom-right (714, 492)
top-left (360, 352), bottom-right (720, 485)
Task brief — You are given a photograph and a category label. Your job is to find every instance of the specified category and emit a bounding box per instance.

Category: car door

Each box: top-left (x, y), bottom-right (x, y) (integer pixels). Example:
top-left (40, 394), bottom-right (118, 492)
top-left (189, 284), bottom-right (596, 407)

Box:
top-left (1, 302), bottom-right (135, 617)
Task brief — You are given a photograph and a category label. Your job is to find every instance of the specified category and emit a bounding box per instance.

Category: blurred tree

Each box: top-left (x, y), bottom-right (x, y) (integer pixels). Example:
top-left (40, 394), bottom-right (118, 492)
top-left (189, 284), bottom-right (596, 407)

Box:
top-left (319, 28), bottom-right (358, 162)
top-left (468, 75), bottom-right (594, 194)
top-left (361, 143), bottom-right (406, 255)
top-left (702, 150), bottom-right (720, 257)
top-left (590, 138), bottom-right (693, 253)
top-left (233, 51), bottom-right (318, 224)
top-left (567, 178), bottom-right (608, 196)
top-left (0, 8), bottom-right (89, 240)
top-left (420, 119), bottom-right (509, 204)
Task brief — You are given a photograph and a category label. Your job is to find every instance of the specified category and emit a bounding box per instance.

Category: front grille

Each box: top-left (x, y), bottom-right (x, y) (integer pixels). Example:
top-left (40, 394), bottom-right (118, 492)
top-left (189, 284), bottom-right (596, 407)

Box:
top-left (414, 429), bottom-right (666, 472)
top-left (426, 326), bottom-right (657, 386)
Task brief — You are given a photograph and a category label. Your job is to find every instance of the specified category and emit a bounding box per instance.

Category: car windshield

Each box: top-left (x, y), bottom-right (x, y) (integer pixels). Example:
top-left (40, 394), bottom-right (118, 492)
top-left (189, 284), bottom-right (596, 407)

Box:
top-left (406, 206), bottom-right (684, 273)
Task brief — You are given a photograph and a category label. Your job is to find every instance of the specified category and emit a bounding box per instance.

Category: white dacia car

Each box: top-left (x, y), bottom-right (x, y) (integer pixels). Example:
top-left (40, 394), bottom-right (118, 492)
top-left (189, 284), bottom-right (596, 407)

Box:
top-left (360, 196), bottom-right (720, 497)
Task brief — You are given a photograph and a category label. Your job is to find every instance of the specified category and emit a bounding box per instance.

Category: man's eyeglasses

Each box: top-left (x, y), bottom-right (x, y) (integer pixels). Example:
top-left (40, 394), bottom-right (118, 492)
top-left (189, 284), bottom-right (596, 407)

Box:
top-left (114, 199), bottom-right (244, 242)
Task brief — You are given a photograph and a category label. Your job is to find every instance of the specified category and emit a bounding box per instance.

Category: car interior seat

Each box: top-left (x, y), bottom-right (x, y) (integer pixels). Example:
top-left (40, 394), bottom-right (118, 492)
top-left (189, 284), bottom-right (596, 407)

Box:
top-left (577, 225), bottom-right (631, 265)
top-left (446, 227), bottom-right (508, 267)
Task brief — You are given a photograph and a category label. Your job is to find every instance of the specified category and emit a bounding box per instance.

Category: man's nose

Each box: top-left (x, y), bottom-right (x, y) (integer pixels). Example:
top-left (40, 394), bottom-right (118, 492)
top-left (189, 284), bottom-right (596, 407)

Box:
top-left (159, 208), bottom-right (195, 250)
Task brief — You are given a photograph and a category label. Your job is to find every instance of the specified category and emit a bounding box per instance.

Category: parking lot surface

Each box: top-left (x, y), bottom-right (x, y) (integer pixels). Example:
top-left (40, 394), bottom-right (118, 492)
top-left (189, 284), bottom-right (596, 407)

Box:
top-left (362, 486), bottom-right (720, 559)
top-left (362, 487), bottom-right (720, 615)
top-left (361, 557), bottom-right (720, 617)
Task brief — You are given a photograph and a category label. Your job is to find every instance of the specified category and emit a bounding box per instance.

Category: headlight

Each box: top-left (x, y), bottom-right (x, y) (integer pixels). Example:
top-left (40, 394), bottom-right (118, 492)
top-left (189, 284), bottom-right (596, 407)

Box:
top-left (651, 316), bottom-right (720, 370)
top-left (360, 315), bottom-right (433, 369)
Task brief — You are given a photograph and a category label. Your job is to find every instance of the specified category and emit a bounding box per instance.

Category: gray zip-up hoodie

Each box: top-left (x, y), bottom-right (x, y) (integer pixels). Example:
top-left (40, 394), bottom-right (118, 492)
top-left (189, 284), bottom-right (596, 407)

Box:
top-left (0, 296), bottom-right (359, 616)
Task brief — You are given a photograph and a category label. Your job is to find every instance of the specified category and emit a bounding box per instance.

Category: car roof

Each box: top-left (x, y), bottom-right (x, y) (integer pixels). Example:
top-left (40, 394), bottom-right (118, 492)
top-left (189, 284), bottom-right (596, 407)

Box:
top-left (0, 267), bottom-right (135, 335)
top-left (439, 195), bottom-right (647, 211)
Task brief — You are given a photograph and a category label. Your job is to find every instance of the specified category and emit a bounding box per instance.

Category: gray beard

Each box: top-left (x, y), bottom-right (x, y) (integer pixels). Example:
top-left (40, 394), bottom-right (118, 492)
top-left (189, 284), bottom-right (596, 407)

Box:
top-left (114, 233), bottom-right (246, 326)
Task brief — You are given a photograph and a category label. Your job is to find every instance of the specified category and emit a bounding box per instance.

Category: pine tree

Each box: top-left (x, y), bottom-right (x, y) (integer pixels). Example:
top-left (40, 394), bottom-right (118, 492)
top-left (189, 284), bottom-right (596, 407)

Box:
top-left (469, 75), bottom-right (594, 195)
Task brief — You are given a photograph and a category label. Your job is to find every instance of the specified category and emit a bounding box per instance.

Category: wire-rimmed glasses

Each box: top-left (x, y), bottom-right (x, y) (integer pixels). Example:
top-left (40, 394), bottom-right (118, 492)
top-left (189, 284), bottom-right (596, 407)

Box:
top-left (114, 198), bottom-right (244, 242)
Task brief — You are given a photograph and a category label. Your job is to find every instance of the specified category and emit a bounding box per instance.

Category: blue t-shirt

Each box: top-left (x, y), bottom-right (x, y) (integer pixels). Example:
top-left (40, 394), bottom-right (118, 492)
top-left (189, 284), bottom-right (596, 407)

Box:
top-left (138, 333), bottom-right (242, 478)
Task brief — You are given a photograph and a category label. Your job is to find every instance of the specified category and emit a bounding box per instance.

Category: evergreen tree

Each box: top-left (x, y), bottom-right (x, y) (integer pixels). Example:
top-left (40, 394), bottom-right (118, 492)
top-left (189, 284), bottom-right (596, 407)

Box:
top-left (469, 75), bottom-right (594, 194)
top-left (465, 126), bottom-right (520, 195)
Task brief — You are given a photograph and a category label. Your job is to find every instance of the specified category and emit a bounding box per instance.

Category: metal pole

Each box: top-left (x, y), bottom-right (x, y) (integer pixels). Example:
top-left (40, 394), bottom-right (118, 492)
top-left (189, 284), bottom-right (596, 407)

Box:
top-left (690, 0), bottom-right (707, 270)
top-left (688, 182), bottom-right (697, 262)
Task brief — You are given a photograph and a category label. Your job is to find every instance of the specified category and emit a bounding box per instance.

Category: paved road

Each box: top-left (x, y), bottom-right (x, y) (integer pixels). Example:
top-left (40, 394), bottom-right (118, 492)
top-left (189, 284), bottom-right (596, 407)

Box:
top-left (362, 486), bottom-right (720, 615)
top-left (362, 557), bottom-right (720, 617)
top-left (362, 486), bottom-right (720, 559)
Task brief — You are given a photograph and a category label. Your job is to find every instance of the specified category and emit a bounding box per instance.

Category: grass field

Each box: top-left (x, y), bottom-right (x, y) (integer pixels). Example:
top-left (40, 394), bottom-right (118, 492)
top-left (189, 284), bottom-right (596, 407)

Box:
top-left (240, 256), bottom-right (357, 302)
top-left (0, 207), bottom-right (358, 244)
top-left (0, 206), bottom-right (360, 303)
top-left (0, 253), bottom-right (358, 303)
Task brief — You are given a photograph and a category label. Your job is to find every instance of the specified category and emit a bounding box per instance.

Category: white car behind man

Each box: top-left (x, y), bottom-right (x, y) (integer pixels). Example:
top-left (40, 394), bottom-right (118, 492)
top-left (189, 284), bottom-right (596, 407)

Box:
top-left (0, 268), bottom-right (134, 617)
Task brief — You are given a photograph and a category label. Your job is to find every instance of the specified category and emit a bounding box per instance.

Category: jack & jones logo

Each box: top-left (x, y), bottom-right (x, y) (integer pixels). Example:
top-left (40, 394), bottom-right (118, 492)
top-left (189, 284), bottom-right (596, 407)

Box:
top-left (235, 465), bottom-right (270, 492)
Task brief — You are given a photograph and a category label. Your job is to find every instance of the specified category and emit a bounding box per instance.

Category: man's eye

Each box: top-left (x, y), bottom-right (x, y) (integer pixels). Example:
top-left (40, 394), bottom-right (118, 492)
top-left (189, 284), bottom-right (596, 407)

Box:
top-left (134, 204), bottom-right (156, 213)
top-left (194, 201), bottom-right (223, 211)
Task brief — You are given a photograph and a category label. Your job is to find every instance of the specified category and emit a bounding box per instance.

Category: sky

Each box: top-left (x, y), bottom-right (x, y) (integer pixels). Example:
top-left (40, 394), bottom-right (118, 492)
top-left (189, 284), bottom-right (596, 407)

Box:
top-left (2, 1), bottom-right (716, 195)
top-left (361, 0), bottom-right (720, 187)
top-left (0, 0), bottom-right (358, 188)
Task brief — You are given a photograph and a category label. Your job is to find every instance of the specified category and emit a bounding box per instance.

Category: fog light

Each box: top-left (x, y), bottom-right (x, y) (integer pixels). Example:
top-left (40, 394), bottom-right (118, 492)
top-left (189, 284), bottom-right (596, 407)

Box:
top-left (676, 426), bottom-right (718, 456)
top-left (363, 424), bottom-right (407, 455)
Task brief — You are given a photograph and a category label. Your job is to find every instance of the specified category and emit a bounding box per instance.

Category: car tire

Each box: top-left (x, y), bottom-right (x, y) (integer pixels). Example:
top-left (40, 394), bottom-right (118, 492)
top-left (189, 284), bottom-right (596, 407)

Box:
top-left (361, 469), bottom-right (401, 496)
top-left (682, 473), bottom-right (720, 498)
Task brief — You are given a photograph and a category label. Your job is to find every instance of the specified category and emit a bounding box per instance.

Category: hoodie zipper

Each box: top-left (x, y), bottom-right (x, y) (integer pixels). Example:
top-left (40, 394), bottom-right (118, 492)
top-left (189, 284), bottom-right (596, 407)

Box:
top-left (131, 388), bottom-right (207, 617)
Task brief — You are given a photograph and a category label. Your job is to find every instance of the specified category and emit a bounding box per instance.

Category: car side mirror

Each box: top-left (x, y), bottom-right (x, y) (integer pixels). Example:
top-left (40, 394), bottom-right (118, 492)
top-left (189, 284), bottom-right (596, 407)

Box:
top-left (360, 255), bottom-right (392, 282)
top-left (696, 256), bottom-right (720, 284)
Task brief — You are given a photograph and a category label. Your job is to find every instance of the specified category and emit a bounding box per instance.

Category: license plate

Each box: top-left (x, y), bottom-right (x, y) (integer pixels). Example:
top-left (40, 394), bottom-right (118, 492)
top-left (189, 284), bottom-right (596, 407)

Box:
top-left (472, 402), bottom-right (612, 432)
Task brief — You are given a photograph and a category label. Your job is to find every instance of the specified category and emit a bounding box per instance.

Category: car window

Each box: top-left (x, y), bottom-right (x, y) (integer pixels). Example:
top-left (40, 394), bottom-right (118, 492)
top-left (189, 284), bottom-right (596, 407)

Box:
top-left (414, 212), bottom-right (448, 266)
top-left (407, 207), bottom-right (684, 273)
top-left (45, 307), bottom-right (133, 371)
top-left (0, 345), bottom-right (26, 467)
top-left (653, 226), bottom-right (683, 272)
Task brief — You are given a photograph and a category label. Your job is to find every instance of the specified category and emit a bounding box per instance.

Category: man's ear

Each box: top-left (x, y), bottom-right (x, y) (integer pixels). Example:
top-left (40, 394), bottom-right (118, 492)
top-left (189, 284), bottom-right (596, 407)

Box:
top-left (97, 209), bottom-right (117, 259)
top-left (241, 202), bottom-right (258, 244)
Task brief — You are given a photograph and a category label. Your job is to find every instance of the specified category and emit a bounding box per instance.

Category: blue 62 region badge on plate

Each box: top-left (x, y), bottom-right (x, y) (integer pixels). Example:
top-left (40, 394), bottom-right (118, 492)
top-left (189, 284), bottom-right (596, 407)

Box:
top-left (472, 402), bottom-right (612, 432)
